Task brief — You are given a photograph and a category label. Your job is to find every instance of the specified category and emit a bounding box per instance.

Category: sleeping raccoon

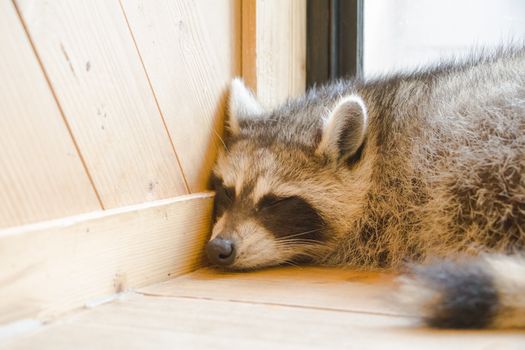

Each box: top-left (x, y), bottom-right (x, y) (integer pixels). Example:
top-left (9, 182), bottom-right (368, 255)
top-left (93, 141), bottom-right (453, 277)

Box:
top-left (206, 48), bottom-right (525, 329)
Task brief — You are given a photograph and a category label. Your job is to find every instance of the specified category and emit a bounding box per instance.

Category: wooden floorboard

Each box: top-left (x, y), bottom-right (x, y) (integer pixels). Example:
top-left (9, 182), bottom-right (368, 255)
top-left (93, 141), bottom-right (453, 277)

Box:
top-left (139, 266), bottom-right (403, 316)
top-left (2, 267), bottom-right (524, 350)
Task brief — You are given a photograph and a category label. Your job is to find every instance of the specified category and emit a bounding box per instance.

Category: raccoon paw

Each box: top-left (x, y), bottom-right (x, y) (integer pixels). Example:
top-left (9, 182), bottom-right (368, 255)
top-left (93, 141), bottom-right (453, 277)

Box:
top-left (396, 260), bottom-right (499, 329)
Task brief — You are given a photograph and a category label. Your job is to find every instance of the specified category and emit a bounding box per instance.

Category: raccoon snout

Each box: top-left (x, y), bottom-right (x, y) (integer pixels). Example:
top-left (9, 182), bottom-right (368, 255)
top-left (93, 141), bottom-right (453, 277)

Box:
top-left (206, 237), bottom-right (236, 266)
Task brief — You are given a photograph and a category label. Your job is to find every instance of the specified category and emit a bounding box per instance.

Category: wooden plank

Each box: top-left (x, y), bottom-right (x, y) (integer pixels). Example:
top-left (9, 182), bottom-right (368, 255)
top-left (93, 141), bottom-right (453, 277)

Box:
top-left (3, 286), bottom-right (525, 349)
top-left (139, 267), bottom-right (402, 317)
top-left (0, 1), bottom-right (101, 229)
top-left (0, 193), bottom-right (213, 325)
top-left (120, 0), bottom-right (241, 192)
top-left (14, 0), bottom-right (189, 208)
top-left (242, 0), bottom-right (307, 108)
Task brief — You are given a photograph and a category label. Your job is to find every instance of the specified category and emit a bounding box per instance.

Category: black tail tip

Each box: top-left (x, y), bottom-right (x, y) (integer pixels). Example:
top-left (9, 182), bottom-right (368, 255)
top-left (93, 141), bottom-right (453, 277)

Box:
top-left (398, 259), bottom-right (499, 329)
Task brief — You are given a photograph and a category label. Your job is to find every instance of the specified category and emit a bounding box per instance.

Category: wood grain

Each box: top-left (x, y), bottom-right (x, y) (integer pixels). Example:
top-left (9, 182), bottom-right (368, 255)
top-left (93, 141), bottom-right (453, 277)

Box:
top-left (242, 0), bottom-right (306, 108)
top-left (139, 267), bottom-right (402, 316)
top-left (3, 268), bottom-right (524, 350)
top-left (0, 193), bottom-right (213, 324)
top-left (0, 0), bottom-right (101, 229)
top-left (120, 0), bottom-right (241, 192)
top-left (15, 0), bottom-right (189, 208)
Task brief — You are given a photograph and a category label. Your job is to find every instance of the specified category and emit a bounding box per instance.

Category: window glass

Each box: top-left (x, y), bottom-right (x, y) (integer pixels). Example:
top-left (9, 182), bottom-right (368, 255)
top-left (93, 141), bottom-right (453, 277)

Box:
top-left (363, 0), bottom-right (525, 77)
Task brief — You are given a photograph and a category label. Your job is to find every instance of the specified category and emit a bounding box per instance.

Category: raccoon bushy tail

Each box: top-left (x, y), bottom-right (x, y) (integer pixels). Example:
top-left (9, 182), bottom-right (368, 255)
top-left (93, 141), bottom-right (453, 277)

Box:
top-left (397, 255), bottom-right (525, 329)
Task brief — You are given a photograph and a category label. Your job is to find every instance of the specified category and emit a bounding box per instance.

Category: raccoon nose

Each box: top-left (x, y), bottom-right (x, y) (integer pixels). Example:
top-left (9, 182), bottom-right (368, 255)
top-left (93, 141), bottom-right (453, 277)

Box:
top-left (206, 237), bottom-right (236, 266)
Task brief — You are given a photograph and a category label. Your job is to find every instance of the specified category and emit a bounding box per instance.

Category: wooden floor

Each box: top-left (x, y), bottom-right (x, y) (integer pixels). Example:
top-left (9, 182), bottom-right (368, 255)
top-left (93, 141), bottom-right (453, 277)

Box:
top-left (2, 267), bottom-right (524, 349)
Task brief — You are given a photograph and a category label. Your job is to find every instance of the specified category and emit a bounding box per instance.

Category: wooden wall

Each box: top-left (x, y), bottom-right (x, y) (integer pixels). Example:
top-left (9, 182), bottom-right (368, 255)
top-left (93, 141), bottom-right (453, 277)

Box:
top-left (242, 0), bottom-right (306, 108)
top-left (0, 0), bottom-right (240, 229)
top-left (0, 0), bottom-right (305, 325)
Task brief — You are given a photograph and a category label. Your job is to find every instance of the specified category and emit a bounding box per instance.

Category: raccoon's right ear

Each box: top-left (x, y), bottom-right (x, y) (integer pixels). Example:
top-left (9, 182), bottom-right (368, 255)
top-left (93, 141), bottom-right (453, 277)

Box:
top-left (316, 95), bottom-right (368, 163)
top-left (227, 78), bottom-right (265, 135)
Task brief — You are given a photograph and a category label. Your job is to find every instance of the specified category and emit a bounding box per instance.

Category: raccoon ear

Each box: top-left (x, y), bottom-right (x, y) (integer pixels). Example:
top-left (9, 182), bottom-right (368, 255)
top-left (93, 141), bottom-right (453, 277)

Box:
top-left (228, 78), bottom-right (265, 135)
top-left (316, 95), bottom-right (368, 162)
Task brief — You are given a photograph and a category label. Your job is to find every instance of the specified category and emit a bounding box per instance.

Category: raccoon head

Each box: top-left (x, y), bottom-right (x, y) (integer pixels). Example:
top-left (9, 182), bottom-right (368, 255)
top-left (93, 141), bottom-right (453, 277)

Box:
top-left (206, 79), bottom-right (371, 270)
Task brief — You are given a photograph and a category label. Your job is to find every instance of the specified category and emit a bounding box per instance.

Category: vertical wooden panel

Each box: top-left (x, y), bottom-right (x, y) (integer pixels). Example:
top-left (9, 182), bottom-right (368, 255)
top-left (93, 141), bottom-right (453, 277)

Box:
top-left (242, 0), bottom-right (307, 108)
top-left (120, 0), bottom-right (241, 192)
top-left (15, 0), bottom-right (189, 208)
top-left (0, 1), bottom-right (101, 229)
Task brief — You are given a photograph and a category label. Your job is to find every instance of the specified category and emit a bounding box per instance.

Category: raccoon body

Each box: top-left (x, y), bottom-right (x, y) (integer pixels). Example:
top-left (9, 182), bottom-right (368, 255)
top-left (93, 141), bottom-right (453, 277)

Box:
top-left (208, 48), bottom-right (525, 329)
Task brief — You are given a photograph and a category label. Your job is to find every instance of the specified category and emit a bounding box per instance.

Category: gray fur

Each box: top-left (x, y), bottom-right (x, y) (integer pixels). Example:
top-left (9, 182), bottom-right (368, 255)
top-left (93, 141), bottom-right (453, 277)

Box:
top-left (405, 259), bottom-right (500, 329)
top-left (211, 47), bottom-right (525, 328)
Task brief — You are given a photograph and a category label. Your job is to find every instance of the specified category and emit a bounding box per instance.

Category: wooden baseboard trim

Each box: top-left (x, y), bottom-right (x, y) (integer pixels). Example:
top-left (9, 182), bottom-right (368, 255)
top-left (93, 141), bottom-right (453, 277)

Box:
top-left (0, 192), bottom-right (214, 325)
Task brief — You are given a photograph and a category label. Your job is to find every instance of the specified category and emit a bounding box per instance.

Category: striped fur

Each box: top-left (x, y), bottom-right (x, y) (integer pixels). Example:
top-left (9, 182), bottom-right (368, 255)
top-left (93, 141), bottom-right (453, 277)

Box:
top-left (210, 48), bottom-right (525, 328)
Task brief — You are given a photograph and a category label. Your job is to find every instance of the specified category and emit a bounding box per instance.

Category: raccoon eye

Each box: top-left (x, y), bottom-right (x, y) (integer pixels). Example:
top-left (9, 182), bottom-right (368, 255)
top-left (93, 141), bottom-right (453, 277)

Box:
top-left (218, 186), bottom-right (234, 202)
top-left (211, 176), bottom-right (235, 218)
top-left (257, 195), bottom-right (293, 211)
top-left (214, 181), bottom-right (234, 203)
top-left (211, 176), bottom-right (233, 200)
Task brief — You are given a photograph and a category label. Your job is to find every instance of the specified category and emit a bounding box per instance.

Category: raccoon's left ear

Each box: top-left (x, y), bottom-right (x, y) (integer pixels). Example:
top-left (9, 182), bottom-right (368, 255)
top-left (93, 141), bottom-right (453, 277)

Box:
top-left (316, 95), bottom-right (368, 163)
top-left (227, 78), bottom-right (265, 135)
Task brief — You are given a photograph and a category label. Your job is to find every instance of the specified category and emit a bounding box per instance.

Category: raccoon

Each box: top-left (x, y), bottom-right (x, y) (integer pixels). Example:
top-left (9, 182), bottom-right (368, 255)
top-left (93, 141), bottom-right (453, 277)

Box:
top-left (207, 48), bottom-right (525, 329)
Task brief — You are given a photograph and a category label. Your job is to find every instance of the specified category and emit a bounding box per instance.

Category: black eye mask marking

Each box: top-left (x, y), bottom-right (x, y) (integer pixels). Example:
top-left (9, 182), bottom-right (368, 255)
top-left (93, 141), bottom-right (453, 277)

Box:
top-left (212, 175), bottom-right (235, 219)
top-left (256, 194), bottom-right (326, 242)
top-left (257, 195), bottom-right (294, 211)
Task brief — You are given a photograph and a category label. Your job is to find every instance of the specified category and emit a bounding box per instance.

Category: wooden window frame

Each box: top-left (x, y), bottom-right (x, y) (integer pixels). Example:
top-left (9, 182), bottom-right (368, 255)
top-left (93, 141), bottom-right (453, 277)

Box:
top-left (306, 0), bottom-right (363, 87)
